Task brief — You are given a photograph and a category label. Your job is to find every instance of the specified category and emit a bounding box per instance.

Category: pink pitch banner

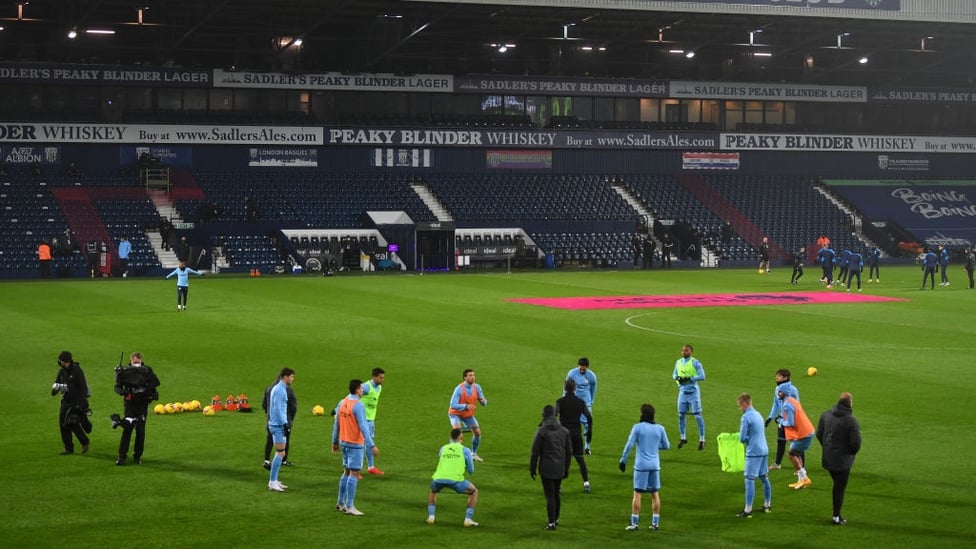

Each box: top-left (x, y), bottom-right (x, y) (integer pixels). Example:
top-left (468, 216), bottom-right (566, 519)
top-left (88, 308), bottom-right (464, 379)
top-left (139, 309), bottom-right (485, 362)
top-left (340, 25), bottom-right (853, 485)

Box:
top-left (508, 292), bottom-right (906, 310)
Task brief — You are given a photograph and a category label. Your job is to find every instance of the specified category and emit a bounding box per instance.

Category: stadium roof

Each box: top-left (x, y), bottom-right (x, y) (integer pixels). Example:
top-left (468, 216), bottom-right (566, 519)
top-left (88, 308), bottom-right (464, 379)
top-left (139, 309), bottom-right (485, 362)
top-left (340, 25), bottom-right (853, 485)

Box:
top-left (1, 1), bottom-right (974, 88)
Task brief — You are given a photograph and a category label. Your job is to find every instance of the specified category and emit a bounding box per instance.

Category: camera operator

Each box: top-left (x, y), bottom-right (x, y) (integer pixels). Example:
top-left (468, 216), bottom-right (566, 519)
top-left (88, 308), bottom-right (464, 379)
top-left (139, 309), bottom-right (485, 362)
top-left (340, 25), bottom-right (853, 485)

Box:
top-left (52, 351), bottom-right (92, 455)
top-left (113, 352), bottom-right (160, 465)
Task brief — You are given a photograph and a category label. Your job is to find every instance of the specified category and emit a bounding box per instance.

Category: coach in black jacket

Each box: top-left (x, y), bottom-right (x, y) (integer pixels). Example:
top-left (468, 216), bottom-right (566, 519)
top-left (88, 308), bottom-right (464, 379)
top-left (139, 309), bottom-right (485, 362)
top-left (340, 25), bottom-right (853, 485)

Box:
top-left (555, 378), bottom-right (593, 492)
top-left (530, 405), bottom-right (572, 531)
top-left (816, 392), bottom-right (862, 526)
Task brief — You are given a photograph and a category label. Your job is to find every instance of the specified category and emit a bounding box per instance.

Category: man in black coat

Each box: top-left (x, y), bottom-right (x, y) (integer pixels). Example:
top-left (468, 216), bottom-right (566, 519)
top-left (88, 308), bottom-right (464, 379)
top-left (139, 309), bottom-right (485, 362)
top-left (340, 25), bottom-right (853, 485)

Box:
top-left (52, 351), bottom-right (91, 455)
top-left (530, 405), bottom-right (572, 531)
top-left (816, 392), bottom-right (862, 526)
top-left (113, 352), bottom-right (160, 465)
top-left (555, 379), bottom-right (592, 493)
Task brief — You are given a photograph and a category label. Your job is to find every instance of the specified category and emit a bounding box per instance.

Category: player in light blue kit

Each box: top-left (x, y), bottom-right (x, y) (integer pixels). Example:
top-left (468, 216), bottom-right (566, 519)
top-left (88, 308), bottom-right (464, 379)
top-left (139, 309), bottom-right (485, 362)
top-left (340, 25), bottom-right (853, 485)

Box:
top-left (566, 357), bottom-right (596, 454)
top-left (736, 393), bottom-right (772, 518)
top-left (672, 344), bottom-right (706, 450)
top-left (164, 260), bottom-right (203, 311)
top-left (266, 367), bottom-right (294, 492)
top-left (619, 403), bottom-right (669, 531)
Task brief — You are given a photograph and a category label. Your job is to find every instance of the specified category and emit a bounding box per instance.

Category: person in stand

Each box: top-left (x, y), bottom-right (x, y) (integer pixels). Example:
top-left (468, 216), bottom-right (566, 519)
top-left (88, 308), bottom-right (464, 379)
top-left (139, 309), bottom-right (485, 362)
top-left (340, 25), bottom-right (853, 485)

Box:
top-left (426, 428), bottom-right (479, 527)
top-left (52, 351), bottom-right (91, 455)
top-left (672, 344), bottom-right (706, 450)
top-left (158, 218), bottom-right (173, 251)
top-left (736, 393), bottom-right (772, 518)
top-left (267, 368), bottom-right (296, 492)
top-left (37, 239), bottom-right (52, 278)
top-left (332, 379), bottom-right (379, 515)
top-left (816, 392), bottom-right (862, 526)
top-left (117, 236), bottom-right (132, 278)
top-left (790, 246), bottom-right (805, 286)
top-left (530, 405), bottom-right (572, 531)
top-left (631, 233), bottom-right (643, 267)
top-left (86, 239), bottom-right (99, 278)
top-left (964, 248), bottom-right (975, 289)
top-left (262, 370), bottom-right (297, 471)
top-left (448, 369), bottom-right (487, 461)
top-left (566, 357), bottom-right (596, 454)
top-left (244, 195), bottom-right (258, 222)
top-left (113, 352), bottom-right (160, 466)
top-left (555, 379), bottom-right (592, 493)
top-left (175, 236), bottom-right (190, 262)
top-left (758, 236), bottom-right (770, 274)
top-left (619, 403), bottom-right (670, 531)
top-left (165, 260), bottom-right (203, 311)
top-left (921, 248), bottom-right (938, 290)
top-left (361, 367), bottom-right (385, 475)
top-left (867, 246), bottom-right (882, 283)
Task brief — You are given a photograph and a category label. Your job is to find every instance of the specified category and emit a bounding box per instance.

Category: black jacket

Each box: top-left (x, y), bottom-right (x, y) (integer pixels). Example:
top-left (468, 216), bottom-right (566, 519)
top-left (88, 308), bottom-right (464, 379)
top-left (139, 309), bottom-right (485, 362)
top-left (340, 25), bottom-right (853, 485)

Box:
top-left (816, 401), bottom-right (862, 472)
top-left (53, 362), bottom-right (89, 407)
top-left (530, 417), bottom-right (572, 480)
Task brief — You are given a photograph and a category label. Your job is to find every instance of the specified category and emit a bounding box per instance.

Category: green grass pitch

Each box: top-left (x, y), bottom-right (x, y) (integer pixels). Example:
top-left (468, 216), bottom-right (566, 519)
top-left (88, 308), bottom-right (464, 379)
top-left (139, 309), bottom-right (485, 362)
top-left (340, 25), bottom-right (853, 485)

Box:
top-left (1, 266), bottom-right (973, 548)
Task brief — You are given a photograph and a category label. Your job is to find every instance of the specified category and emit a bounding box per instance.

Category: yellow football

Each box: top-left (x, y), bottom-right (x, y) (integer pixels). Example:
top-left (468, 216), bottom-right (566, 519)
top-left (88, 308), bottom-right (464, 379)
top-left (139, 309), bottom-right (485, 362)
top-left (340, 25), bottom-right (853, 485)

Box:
top-left (312, 405), bottom-right (325, 416)
top-left (164, 403), bottom-right (176, 414)
top-left (202, 405), bottom-right (215, 416)
top-left (153, 404), bottom-right (165, 415)
top-left (807, 367), bottom-right (818, 377)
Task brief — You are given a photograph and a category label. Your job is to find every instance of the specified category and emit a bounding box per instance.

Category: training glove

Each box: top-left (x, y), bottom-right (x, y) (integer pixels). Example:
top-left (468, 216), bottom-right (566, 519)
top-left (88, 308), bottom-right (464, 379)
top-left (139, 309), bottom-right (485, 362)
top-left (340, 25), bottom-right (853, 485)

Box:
top-left (618, 462), bottom-right (626, 473)
top-left (764, 418), bottom-right (772, 427)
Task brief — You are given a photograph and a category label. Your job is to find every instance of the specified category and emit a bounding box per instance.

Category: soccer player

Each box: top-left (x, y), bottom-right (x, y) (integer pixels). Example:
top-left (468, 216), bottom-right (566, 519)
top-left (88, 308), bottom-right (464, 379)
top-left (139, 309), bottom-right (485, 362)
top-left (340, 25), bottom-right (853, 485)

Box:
top-left (164, 260), bottom-right (203, 311)
top-left (817, 244), bottom-right (835, 288)
top-left (836, 249), bottom-right (851, 287)
top-left (262, 371), bottom-right (297, 470)
top-left (816, 392), bottom-right (862, 526)
top-left (965, 248), bottom-right (975, 289)
top-left (555, 378), bottom-right (592, 492)
top-left (790, 246), bottom-right (804, 285)
top-left (530, 405), bottom-right (572, 530)
top-left (566, 357), bottom-right (596, 454)
top-left (117, 236), bottom-right (131, 278)
top-left (361, 367), bottom-right (385, 475)
top-left (672, 344), bottom-right (706, 450)
top-left (448, 369), bottom-right (487, 461)
top-left (921, 248), bottom-right (938, 290)
top-left (619, 403), bottom-right (670, 531)
top-left (758, 236), bottom-right (770, 274)
top-left (939, 245), bottom-right (951, 286)
top-left (845, 249), bottom-right (863, 292)
top-left (427, 428), bottom-right (479, 527)
top-left (266, 367), bottom-right (295, 492)
top-left (332, 379), bottom-right (379, 515)
top-left (777, 382), bottom-right (815, 490)
top-left (736, 393), bottom-right (772, 517)
top-left (765, 369), bottom-right (800, 471)
top-left (867, 246), bottom-right (882, 282)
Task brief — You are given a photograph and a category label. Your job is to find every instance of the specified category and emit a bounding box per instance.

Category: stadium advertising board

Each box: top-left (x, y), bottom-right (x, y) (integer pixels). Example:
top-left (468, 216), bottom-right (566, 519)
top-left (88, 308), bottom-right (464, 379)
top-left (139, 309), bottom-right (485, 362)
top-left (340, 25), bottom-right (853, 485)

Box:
top-left (663, 0), bottom-right (899, 9)
top-left (120, 145), bottom-right (192, 166)
top-left (247, 147), bottom-right (318, 167)
top-left (455, 75), bottom-right (667, 98)
top-left (373, 148), bottom-right (431, 167)
top-left (832, 181), bottom-right (976, 246)
top-left (722, 133), bottom-right (976, 153)
top-left (329, 128), bottom-right (717, 150)
top-left (870, 87), bottom-right (976, 104)
top-left (0, 63), bottom-right (210, 87)
top-left (671, 81), bottom-right (866, 102)
top-left (1, 145), bottom-right (59, 164)
top-left (0, 123), bottom-right (323, 145)
top-left (682, 152), bottom-right (740, 170)
top-left (486, 150), bottom-right (553, 169)
top-left (214, 69), bottom-right (451, 92)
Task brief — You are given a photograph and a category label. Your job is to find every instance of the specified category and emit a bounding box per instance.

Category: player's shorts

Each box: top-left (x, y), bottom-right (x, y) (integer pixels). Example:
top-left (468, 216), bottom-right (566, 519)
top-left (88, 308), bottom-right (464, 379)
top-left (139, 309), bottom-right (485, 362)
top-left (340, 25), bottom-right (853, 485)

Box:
top-left (449, 415), bottom-right (479, 430)
top-left (677, 393), bottom-right (702, 414)
top-left (744, 454), bottom-right (769, 479)
top-left (633, 469), bottom-right (661, 493)
top-left (340, 442), bottom-right (365, 470)
top-left (789, 435), bottom-right (814, 453)
top-left (430, 479), bottom-right (472, 494)
top-left (268, 424), bottom-right (287, 445)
